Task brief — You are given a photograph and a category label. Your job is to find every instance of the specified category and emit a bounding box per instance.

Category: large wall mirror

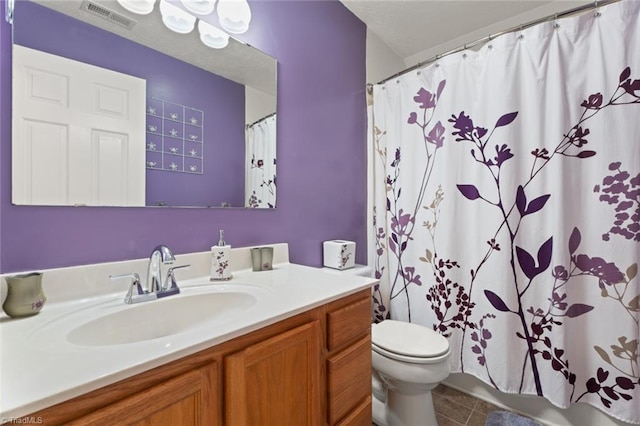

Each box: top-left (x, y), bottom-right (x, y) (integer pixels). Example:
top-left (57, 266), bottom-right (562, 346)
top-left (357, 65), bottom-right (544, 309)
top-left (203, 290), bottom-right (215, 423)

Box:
top-left (11, 0), bottom-right (277, 208)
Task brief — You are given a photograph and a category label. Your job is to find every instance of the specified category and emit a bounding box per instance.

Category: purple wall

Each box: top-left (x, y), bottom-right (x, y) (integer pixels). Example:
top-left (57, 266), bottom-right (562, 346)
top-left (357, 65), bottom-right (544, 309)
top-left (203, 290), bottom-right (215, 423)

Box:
top-left (0, 0), bottom-right (367, 273)
top-left (13, 1), bottom-right (245, 208)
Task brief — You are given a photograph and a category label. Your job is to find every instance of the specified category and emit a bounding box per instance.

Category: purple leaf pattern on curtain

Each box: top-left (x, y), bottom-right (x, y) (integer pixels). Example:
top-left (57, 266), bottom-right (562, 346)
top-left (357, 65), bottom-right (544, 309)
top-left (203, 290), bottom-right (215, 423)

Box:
top-left (594, 161), bottom-right (640, 242)
top-left (374, 82), bottom-right (450, 322)
top-left (372, 65), bottom-right (640, 416)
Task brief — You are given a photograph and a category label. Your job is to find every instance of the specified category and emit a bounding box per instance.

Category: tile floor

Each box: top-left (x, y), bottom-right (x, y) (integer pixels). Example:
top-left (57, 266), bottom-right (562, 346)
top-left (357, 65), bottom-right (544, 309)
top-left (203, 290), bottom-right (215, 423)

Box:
top-left (373, 383), bottom-right (540, 426)
top-left (432, 384), bottom-right (511, 426)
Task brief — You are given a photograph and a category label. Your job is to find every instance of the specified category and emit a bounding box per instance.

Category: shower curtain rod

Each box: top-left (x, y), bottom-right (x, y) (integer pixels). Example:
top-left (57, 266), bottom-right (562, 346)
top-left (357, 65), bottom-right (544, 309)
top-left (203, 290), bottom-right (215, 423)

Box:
top-left (246, 111), bottom-right (277, 128)
top-left (370, 0), bottom-right (620, 87)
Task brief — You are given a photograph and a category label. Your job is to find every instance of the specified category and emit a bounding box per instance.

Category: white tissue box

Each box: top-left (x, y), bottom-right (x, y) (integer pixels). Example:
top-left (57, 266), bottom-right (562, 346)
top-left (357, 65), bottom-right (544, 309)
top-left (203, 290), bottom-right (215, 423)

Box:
top-left (323, 240), bottom-right (356, 270)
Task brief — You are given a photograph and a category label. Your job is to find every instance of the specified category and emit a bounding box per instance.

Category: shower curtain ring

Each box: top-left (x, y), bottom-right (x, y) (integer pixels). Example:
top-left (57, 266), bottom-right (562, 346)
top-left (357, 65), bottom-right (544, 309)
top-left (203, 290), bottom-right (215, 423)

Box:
top-left (5, 0), bottom-right (14, 24)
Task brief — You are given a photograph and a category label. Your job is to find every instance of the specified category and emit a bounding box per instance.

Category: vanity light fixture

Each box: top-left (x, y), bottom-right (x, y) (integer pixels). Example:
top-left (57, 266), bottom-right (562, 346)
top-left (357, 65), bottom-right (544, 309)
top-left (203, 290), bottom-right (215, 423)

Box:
top-left (159, 0), bottom-right (196, 33)
top-left (116, 0), bottom-right (156, 15)
top-left (180, 0), bottom-right (216, 15)
top-left (198, 20), bottom-right (229, 49)
top-left (216, 0), bottom-right (251, 34)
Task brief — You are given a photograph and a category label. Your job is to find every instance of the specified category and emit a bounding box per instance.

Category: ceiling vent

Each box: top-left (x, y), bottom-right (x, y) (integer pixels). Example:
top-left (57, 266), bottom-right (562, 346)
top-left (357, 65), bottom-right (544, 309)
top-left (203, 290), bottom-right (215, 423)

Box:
top-left (80, 0), bottom-right (137, 30)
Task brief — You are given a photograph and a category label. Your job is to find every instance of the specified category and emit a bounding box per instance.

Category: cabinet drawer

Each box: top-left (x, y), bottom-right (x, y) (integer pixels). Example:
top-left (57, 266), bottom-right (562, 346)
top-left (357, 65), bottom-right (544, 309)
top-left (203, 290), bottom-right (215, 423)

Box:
top-left (327, 295), bottom-right (371, 351)
top-left (336, 395), bottom-right (372, 426)
top-left (327, 335), bottom-right (372, 425)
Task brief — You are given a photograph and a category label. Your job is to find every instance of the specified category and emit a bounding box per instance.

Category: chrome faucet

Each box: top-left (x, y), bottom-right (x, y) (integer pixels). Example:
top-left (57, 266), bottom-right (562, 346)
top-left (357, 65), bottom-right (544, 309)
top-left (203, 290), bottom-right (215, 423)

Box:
top-left (110, 244), bottom-right (190, 304)
top-left (146, 244), bottom-right (176, 293)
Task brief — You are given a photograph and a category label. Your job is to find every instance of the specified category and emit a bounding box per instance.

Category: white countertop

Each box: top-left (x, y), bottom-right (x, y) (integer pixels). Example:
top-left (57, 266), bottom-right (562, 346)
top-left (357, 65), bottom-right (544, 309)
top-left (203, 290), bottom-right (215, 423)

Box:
top-left (0, 252), bottom-right (375, 420)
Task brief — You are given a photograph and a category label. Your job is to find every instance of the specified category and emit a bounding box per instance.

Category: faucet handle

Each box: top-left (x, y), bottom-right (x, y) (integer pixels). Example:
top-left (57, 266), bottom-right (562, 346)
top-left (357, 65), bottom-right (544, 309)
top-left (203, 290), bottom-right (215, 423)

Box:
top-left (163, 264), bottom-right (190, 293)
top-left (110, 272), bottom-right (145, 304)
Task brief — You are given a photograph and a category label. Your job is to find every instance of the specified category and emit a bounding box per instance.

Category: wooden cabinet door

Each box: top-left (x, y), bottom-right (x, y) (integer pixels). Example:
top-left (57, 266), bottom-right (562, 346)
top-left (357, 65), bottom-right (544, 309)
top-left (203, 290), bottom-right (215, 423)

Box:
top-left (66, 363), bottom-right (217, 426)
top-left (225, 321), bottom-right (322, 426)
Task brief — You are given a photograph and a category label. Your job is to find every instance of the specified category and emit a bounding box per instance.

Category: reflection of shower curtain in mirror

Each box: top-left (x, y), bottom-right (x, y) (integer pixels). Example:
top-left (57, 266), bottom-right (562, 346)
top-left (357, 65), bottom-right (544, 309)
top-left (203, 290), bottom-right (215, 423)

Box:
top-left (245, 114), bottom-right (277, 208)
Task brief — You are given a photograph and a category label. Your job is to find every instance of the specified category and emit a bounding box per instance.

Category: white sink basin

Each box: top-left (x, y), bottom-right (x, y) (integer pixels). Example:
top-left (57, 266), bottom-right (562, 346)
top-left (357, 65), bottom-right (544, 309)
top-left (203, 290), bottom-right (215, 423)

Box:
top-left (67, 291), bottom-right (256, 346)
top-left (27, 283), bottom-right (271, 349)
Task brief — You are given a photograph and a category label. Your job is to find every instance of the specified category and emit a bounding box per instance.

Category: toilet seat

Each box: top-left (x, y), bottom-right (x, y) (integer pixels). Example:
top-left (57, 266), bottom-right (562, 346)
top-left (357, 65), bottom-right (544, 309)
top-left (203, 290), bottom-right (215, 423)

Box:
top-left (372, 320), bottom-right (450, 364)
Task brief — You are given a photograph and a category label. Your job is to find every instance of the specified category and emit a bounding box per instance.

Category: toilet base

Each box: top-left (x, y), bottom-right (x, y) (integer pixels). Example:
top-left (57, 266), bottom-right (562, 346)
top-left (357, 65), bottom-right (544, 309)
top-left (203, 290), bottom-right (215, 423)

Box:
top-left (372, 388), bottom-right (438, 426)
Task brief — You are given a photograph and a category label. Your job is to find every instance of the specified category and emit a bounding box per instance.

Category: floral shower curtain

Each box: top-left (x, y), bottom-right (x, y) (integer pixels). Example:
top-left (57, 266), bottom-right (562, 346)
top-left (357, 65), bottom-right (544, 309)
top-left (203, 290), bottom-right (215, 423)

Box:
top-left (370, 1), bottom-right (640, 423)
top-left (245, 114), bottom-right (277, 208)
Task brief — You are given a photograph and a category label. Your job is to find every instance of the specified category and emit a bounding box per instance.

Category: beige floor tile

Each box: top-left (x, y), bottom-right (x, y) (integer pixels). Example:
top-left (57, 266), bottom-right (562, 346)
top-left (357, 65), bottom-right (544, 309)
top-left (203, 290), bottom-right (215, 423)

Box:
top-left (433, 394), bottom-right (474, 424)
top-left (466, 410), bottom-right (490, 426)
top-left (435, 412), bottom-right (465, 426)
top-left (440, 386), bottom-right (479, 410)
top-left (433, 384), bottom-right (447, 395)
top-left (473, 399), bottom-right (501, 415)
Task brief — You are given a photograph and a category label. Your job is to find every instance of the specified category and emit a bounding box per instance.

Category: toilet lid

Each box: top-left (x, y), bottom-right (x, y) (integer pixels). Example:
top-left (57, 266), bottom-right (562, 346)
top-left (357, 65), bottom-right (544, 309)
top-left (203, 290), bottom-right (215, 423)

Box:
top-left (372, 320), bottom-right (449, 358)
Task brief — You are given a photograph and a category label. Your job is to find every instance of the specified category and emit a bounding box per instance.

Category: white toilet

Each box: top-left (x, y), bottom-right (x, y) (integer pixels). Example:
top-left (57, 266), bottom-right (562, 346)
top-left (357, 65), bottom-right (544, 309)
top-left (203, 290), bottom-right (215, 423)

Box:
top-left (326, 264), bottom-right (451, 426)
top-left (371, 319), bottom-right (451, 426)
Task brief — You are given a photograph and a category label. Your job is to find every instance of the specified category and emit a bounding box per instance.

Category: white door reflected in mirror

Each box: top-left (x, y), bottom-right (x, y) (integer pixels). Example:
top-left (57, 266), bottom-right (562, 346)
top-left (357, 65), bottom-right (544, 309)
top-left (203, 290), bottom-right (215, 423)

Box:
top-left (12, 45), bottom-right (146, 206)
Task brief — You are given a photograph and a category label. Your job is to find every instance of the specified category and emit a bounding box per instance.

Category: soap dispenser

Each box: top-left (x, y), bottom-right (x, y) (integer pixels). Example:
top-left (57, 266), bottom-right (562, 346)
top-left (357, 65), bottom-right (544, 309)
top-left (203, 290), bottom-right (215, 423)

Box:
top-left (210, 230), bottom-right (232, 281)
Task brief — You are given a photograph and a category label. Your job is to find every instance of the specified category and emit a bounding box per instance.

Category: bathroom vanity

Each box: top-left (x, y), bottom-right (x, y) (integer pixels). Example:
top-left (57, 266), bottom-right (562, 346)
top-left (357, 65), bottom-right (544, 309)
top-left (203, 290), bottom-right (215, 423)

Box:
top-left (0, 245), bottom-right (375, 425)
top-left (29, 288), bottom-right (371, 425)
